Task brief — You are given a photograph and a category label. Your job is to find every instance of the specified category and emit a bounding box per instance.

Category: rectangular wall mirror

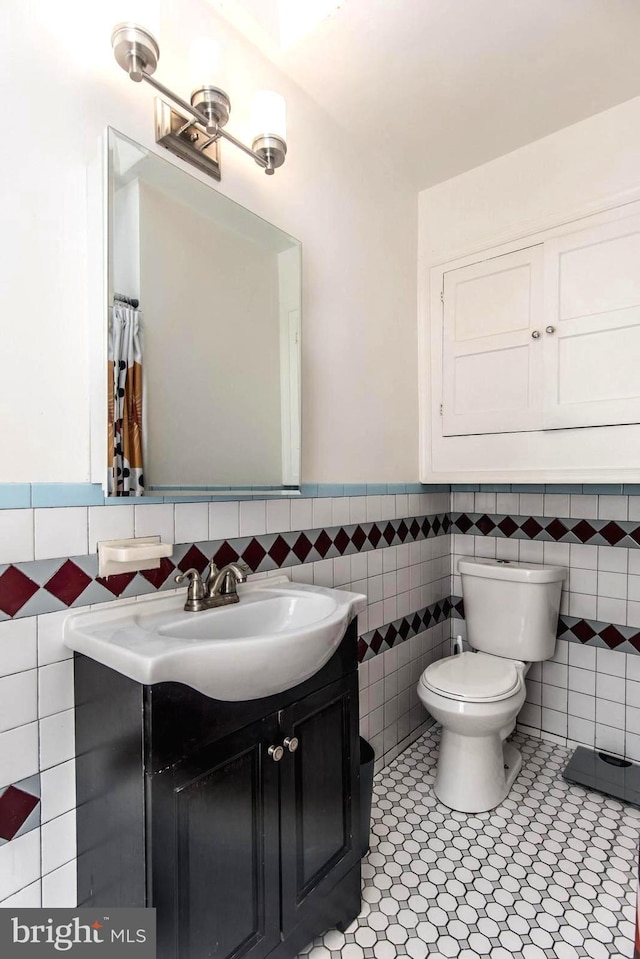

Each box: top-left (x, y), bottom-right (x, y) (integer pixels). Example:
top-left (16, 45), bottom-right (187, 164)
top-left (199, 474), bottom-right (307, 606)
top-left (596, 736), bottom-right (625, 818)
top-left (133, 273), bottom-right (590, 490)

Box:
top-left (105, 128), bottom-right (301, 497)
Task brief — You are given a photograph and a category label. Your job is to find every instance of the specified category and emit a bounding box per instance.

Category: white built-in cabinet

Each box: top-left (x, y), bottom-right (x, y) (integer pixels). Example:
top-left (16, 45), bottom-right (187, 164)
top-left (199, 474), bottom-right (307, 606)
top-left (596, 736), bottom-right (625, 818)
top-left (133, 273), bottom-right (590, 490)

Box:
top-left (442, 213), bottom-right (640, 437)
top-left (423, 202), bottom-right (640, 482)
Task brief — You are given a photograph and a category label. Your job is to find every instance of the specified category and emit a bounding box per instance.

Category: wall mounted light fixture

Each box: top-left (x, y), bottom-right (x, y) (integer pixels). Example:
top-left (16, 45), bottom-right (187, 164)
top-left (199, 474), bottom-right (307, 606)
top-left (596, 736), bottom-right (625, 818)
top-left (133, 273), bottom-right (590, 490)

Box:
top-left (111, 23), bottom-right (287, 181)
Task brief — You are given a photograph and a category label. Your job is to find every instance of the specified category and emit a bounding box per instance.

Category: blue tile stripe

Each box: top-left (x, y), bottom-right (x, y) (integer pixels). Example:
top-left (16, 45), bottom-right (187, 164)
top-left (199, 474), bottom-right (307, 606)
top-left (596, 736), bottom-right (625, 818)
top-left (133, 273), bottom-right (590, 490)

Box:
top-left (0, 481), bottom-right (637, 509)
top-left (0, 482), bottom-right (452, 509)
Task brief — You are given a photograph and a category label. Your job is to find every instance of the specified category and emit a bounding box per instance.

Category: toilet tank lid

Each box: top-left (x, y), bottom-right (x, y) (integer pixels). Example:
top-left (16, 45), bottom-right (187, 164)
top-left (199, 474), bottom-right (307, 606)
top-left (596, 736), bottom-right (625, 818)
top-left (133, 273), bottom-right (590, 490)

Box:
top-left (458, 558), bottom-right (566, 584)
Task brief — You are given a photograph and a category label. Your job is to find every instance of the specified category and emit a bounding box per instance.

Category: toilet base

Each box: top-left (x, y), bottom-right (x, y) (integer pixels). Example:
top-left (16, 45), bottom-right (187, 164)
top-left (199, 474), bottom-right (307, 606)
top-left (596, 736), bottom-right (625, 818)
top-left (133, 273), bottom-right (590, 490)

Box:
top-left (433, 729), bottom-right (522, 813)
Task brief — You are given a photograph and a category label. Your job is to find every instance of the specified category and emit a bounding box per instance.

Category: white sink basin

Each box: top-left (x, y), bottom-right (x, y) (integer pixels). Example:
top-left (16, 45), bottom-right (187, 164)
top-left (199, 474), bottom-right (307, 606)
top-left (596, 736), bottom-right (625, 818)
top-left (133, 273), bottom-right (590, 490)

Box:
top-left (63, 577), bottom-right (366, 701)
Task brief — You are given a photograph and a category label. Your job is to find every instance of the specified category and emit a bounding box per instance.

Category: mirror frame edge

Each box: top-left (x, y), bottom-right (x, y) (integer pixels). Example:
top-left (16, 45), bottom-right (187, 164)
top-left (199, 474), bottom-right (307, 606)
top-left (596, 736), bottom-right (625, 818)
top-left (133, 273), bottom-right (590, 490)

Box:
top-left (91, 126), bottom-right (303, 501)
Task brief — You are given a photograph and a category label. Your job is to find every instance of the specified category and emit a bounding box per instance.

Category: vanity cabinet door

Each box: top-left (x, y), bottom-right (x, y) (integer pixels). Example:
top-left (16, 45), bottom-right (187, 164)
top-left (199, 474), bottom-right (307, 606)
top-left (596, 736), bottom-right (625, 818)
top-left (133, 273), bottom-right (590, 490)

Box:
top-left (278, 673), bottom-right (360, 938)
top-left (151, 715), bottom-right (282, 959)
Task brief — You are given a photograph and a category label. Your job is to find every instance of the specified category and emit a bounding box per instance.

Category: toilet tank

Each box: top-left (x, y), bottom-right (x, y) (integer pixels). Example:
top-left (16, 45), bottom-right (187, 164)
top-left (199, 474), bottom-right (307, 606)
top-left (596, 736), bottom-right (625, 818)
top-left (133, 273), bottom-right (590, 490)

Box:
top-left (458, 559), bottom-right (566, 661)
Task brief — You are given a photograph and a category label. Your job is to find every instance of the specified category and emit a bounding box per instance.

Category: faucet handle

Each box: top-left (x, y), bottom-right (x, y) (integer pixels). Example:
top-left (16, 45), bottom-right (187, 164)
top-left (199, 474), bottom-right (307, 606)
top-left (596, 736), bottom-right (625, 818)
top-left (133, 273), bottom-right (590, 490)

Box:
top-left (174, 568), bottom-right (205, 604)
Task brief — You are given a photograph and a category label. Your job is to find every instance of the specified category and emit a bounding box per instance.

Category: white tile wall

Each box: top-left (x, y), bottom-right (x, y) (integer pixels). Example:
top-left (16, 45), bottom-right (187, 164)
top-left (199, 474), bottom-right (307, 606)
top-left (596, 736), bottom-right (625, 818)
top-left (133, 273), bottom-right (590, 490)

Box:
top-left (0, 509), bottom-right (34, 564)
top-left (358, 621), bottom-right (445, 772)
top-left (34, 508), bottom-right (88, 560)
top-left (174, 502), bottom-right (209, 544)
top-left (2, 488), bottom-right (637, 906)
top-left (0, 491), bottom-right (450, 906)
top-left (452, 490), bottom-right (640, 763)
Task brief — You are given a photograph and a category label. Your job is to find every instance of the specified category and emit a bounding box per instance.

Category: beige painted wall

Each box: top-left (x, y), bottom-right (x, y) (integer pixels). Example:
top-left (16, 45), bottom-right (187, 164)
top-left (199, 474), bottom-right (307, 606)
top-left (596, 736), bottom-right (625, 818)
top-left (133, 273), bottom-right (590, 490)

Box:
top-left (0, 0), bottom-right (418, 483)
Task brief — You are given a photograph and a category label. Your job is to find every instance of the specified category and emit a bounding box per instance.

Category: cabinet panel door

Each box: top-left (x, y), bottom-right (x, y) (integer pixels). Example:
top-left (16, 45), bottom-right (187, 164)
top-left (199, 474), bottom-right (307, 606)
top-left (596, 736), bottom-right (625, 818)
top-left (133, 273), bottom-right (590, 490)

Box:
top-left (151, 716), bottom-right (281, 959)
top-left (279, 674), bottom-right (360, 937)
top-left (442, 245), bottom-right (544, 435)
top-left (544, 213), bottom-right (640, 428)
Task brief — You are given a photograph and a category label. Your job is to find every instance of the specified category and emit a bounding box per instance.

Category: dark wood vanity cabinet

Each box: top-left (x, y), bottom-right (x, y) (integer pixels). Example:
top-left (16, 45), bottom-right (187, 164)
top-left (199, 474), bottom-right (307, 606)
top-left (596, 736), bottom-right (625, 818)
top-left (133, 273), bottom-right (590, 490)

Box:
top-left (74, 620), bottom-right (361, 959)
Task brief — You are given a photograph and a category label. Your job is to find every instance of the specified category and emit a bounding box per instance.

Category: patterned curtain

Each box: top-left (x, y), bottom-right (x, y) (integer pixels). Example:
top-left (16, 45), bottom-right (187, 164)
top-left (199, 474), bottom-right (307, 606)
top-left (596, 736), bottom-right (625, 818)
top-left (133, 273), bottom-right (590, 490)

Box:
top-left (108, 304), bottom-right (144, 495)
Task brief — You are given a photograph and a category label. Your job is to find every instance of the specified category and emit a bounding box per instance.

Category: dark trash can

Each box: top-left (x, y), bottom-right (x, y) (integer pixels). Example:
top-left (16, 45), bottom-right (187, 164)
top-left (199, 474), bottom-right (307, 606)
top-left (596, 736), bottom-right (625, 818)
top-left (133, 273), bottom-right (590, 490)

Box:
top-left (359, 737), bottom-right (375, 857)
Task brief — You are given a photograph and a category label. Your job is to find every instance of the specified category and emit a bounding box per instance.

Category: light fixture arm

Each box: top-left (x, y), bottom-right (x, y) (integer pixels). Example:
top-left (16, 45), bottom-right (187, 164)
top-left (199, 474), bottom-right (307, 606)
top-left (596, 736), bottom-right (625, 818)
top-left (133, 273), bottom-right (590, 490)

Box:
top-left (136, 70), bottom-right (220, 137)
top-left (111, 23), bottom-right (285, 178)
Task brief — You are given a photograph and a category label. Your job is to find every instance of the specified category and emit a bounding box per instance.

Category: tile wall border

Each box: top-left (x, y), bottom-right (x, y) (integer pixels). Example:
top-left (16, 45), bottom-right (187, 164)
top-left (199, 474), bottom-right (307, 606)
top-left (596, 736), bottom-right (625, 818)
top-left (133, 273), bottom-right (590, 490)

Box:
top-left (0, 515), bottom-right (450, 620)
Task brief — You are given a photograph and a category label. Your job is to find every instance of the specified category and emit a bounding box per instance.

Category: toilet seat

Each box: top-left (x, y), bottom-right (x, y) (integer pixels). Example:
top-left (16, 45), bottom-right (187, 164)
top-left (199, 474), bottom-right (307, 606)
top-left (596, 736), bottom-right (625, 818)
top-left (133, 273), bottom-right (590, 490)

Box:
top-left (420, 651), bottom-right (522, 703)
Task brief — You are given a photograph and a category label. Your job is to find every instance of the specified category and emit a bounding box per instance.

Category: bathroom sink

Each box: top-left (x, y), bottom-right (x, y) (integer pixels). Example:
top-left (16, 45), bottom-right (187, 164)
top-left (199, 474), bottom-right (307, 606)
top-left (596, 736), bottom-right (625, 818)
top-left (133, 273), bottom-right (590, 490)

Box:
top-left (63, 577), bottom-right (366, 701)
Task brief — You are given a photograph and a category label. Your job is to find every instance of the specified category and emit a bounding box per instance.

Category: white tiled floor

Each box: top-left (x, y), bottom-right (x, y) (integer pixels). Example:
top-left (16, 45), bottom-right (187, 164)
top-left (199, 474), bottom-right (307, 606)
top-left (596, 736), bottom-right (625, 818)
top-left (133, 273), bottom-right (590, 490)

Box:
top-left (300, 730), bottom-right (640, 959)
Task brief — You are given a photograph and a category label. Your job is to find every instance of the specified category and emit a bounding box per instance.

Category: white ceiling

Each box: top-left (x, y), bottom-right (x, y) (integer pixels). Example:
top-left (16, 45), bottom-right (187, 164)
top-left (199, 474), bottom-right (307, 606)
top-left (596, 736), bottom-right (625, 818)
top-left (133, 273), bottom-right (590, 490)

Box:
top-left (213, 0), bottom-right (640, 190)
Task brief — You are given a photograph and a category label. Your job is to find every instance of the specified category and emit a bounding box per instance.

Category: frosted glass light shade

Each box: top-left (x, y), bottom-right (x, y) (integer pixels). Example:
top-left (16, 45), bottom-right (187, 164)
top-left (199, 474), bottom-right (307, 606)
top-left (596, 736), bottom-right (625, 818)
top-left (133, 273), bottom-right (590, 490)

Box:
top-left (251, 91), bottom-right (287, 141)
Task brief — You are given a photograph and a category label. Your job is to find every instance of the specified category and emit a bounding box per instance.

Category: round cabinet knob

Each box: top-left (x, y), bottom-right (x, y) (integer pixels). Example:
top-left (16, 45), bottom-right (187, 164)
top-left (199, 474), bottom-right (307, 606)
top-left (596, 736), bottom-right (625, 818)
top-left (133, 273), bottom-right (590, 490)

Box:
top-left (283, 736), bottom-right (299, 753)
top-left (545, 325), bottom-right (556, 334)
top-left (268, 744), bottom-right (284, 762)
top-left (531, 330), bottom-right (541, 339)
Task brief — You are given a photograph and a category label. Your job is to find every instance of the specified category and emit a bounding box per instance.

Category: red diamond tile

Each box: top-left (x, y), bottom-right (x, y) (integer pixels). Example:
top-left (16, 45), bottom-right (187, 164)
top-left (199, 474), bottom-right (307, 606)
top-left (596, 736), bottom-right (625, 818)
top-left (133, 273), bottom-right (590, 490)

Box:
top-left (599, 624), bottom-right (626, 649)
top-left (368, 524), bottom-right (382, 548)
top-left (45, 560), bottom-right (92, 607)
top-left (629, 632), bottom-right (640, 653)
top-left (97, 571), bottom-right (136, 597)
top-left (420, 519), bottom-right (432, 537)
top-left (630, 526), bottom-right (640, 546)
top-left (213, 541), bottom-right (240, 569)
top-left (432, 517), bottom-right (442, 535)
top-left (0, 785), bottom-right (39, 841)
top-left (292, 533), bottom-right (312, 562)
top-left (599, 522), bottom-right (626, 547)
top-left (545, 518), bottom-right (569, 541)
top-left (409, 520), bottom-right (420, 538)
top-left (333, 528), bottom-right (350, 555)
top-left (476, 514), bottom-right (496, 535)
top-left (454, 514), bottom-right (473, 534)
top-left (520, 517), bottom-right (543, 538)
top-left (383, 523), bottom-right (396, 545)
top-left (396, 520), bottom-right (409, 541)
top-left (411, 614), bottom-right (422, 634)
top-left (268, 536), bottom-right (291, 567)
top-left (141, 557), bottom-right (175, 588)
top-left (370, 631), bottom-right (383, 654)
top-left (314, 530), bottom-right (332, 558)
top-left (242, 538), bottom-right (267, 570)
top-left (0, 566), bottom-right (39, 617)
top-left (178, 545), bottom-right (208, 574)
top-left (385, 625), bottom-right (398, 646)
top-left (498, 516), bottom-right (518, 537)
top-left (357, 638), bottom-right (367, 663)
top-left (351, 526), bottom-right (367, 550)
top-left (572, 620), bottom-right (597, 643)
top-left (398, 619), bottom-right (410, 640)
top-left (571, 519), bottom-right (597, 544)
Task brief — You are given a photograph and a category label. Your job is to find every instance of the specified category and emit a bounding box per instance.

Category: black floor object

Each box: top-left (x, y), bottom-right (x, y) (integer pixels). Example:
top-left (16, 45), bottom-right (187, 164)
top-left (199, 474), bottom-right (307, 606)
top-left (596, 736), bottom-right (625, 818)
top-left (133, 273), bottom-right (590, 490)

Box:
top-left (562, 745), bottom-right (640, 808)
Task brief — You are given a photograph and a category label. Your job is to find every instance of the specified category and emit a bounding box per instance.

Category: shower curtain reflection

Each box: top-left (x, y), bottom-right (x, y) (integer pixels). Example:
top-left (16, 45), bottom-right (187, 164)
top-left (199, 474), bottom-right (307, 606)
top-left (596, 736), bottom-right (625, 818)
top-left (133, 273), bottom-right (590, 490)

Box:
top-left (108, 302), bottom-right (144, 495)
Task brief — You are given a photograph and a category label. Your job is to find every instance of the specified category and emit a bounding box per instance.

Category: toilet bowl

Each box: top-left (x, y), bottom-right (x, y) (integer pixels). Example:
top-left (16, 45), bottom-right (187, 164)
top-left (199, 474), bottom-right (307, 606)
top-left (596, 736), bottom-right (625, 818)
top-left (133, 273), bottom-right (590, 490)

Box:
top-left (418, 651), bottom-right (527, 812)
top-left (417, 558), bottom-right (566, 813)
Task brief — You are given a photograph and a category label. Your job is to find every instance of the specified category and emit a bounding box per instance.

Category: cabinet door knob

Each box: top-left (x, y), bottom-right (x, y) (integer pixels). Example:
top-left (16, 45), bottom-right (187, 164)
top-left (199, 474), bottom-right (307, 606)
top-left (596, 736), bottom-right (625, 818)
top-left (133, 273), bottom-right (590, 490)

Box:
top-left (545, 325), bottom-right (556, 334)
top-left (283, 736), bottom-right (299, 753)
top-left (531, 330), bottom-right (541, 339)
top-left (267, 744), bottom-right (284, 762)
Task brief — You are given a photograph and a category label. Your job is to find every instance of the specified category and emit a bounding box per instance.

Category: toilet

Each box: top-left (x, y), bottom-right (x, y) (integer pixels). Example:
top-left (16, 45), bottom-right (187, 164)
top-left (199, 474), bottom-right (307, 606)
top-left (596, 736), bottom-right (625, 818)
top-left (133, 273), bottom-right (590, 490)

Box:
top-left (417, 558), bottom-right (566, 813)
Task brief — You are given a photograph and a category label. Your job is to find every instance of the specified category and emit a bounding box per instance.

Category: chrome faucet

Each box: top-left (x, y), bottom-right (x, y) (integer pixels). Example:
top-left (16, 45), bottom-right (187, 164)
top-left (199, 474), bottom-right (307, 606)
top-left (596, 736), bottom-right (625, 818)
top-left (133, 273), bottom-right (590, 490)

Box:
top-left (175, 561), bottom-right (250, 612)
